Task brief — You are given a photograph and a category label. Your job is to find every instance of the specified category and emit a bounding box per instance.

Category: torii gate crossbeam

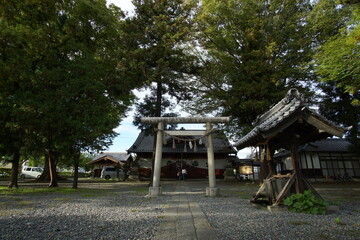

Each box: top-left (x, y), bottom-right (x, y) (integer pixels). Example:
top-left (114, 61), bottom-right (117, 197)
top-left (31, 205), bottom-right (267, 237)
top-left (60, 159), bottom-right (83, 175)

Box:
top-left (140, 117), bottom-right (230, 197)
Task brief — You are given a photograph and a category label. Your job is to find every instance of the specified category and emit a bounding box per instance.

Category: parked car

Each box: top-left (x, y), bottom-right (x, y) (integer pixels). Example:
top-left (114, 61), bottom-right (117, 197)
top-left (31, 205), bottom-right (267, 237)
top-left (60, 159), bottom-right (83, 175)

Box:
top-left (100, 166), bottom-right (124, 180)
top-left (21, 167), bottom-right (43, 179)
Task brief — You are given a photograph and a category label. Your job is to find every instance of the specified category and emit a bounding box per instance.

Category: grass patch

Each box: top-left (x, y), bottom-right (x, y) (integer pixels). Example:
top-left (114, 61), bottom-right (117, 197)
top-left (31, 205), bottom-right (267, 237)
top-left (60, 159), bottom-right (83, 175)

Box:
top-left (0, 186), bottom-right (78, 195)
top-left (335, 217), bottom-right (346, 225)
top-left (0, 210), bottom-right (23, 217)
top-left (98, 226), bottom-right (109, 231)
top-left (0, 186), bottom-right (114, 198)
top-left (54, 197), bottom-right (73, 202)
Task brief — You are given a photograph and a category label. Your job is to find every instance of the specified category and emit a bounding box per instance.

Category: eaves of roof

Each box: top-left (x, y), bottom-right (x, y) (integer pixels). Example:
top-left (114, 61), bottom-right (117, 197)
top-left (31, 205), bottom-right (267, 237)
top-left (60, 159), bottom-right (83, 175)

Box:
top-left (234, 89), bottom-right (346, 150)
top-left (273, 138), bottom-right (354, 158)
top-left (87, 152), bottom-right (131, 165)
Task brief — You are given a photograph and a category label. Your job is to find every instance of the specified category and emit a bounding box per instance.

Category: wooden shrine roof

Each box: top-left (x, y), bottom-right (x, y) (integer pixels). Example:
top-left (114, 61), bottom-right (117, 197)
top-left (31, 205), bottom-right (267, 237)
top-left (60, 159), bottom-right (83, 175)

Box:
top-left (87, 152), bottom-right (132, 165)
top-left (234, 89), bottom-right (347, 150)
top-left (127, 130), bottom-right (236, 154)
top-left (274, 138), bottom-right (355, 158)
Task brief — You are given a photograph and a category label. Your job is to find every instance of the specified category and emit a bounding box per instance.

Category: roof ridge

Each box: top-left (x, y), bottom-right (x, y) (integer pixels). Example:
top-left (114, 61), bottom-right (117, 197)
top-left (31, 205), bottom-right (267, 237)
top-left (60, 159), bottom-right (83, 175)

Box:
top-left (252, 88), bottom-right (304, 126)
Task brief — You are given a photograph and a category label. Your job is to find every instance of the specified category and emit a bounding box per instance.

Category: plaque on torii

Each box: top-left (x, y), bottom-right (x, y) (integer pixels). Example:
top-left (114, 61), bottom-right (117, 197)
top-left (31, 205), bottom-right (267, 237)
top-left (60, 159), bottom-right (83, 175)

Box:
top-left (140, 117), bottom-right (230, 196)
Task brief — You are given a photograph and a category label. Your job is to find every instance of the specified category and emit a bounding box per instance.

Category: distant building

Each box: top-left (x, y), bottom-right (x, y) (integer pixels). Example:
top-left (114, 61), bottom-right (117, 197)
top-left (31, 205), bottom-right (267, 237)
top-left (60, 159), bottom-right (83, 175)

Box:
top-left (273, 138), bottom-right (360, 179)
top-left (87, 152), bottom-right (133, 178)
top-left (127, 130), bottom-right (236, 179)
top-left (233, 157), bottom-right (260, 180)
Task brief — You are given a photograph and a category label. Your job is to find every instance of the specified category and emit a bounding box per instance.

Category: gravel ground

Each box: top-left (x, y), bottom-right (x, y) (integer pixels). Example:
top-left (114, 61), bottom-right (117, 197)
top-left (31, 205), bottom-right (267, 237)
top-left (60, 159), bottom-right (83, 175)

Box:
top-left (0, 181), bottom-right (171, 240)
top-left (190, 181), bottom-right (360, 240)
top-left (1, 180), bottom-right (359, 240)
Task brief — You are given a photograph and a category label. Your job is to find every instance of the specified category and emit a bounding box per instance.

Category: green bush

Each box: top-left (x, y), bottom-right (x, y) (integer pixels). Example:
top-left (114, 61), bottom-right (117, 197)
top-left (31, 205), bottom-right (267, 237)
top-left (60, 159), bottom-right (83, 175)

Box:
top-left (284, 190), bottom-right (328, 215)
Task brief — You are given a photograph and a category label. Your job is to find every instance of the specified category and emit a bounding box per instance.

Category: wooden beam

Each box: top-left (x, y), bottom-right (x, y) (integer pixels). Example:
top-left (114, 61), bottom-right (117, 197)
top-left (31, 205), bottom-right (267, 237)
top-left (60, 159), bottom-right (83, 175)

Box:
top-left (303, 178), bottom-right (324, 201)
top-left (253, 182), bottom-right (266, 200)
top-left (164, 130), bottom-right (207, 136)
top-left (273, 173), bottom-right (296, 206)
top-left (140, 117), bottom-right (230, 124)
top-left (306, 115), bottom-right (344, 137)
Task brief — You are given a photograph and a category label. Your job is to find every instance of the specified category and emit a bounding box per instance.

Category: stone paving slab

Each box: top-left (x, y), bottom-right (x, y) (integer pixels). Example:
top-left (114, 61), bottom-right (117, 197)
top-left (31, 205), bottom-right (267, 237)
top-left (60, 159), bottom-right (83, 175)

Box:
top-left (154, 182), bottom-right (218, 240)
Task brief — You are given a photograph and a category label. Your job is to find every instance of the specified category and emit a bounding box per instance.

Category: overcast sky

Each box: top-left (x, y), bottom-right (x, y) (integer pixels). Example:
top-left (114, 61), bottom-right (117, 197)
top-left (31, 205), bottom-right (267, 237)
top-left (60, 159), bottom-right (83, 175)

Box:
top-left (107, 0), bottom-right (134, 14)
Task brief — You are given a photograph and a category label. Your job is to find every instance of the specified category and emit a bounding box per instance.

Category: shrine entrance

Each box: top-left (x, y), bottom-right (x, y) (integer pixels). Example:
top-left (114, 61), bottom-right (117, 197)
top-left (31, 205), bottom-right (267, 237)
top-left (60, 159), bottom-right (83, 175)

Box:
top-left (140, 117), bottom-right (230, 197)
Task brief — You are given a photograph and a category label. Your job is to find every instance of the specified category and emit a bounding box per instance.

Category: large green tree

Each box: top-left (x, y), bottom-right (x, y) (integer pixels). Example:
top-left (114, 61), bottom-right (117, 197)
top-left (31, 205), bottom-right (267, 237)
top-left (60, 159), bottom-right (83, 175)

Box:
top-left (128, 0), bottom-right (199, 120)
top-left (127, 0), bottom-right (199, 185)
top-left (185, 0), bottom-right (351, 140)
top-left (311, 0), bottom-right (360, 155)
top-left (133, 86), bottom-right (179, 131)
top-left (0, 0), bottom-right (136, 187)
top-left (186, 0), bottom-right (318, 139)
top-left (317, 82), bottom-right (359, 153)
top-left (314, 2), bottom-right (360, 105)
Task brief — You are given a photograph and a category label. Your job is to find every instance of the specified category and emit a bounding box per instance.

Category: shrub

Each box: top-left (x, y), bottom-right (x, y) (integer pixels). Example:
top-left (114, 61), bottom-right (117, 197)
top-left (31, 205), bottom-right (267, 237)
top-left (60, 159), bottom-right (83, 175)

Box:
top-left (284, 190), bottom-right (328, 215)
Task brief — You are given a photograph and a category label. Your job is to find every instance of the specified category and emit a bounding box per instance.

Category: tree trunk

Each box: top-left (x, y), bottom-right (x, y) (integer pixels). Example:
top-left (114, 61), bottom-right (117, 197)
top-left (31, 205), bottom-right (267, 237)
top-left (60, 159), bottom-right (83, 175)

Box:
top-left (38, 153), bottom-right (50, 181)
top-left (47, 149), bottom-right (59, 187)
top-left (72, 159), bottom-right (79, 189)
top-left (155, 82), bottom-right (162, 117)
top-left (8, 149), bottom-right (20, 189)
top-left (149, 81), bottom-right (163, 187)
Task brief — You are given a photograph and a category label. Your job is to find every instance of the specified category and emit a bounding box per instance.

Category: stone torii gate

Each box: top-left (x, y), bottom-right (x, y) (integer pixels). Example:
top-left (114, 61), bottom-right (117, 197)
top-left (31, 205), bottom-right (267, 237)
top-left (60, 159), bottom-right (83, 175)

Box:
top-left (140, 117), bottom-right (230, 197)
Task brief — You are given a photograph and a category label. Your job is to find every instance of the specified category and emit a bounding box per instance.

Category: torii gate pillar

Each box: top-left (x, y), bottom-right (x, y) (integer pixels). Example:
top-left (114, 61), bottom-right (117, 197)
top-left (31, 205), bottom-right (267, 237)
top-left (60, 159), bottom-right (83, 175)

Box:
top-left (205, 122), bottom-right (220, 197)
top-left (148, 121), bottom-right (164, 196)
top-left (142, 117), bottom-right (229, 197)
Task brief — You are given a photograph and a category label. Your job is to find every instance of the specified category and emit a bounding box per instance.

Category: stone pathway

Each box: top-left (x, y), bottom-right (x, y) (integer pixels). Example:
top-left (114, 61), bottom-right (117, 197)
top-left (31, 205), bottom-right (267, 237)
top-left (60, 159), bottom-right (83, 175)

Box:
top-left (154, 181), bottom-right (218, 240)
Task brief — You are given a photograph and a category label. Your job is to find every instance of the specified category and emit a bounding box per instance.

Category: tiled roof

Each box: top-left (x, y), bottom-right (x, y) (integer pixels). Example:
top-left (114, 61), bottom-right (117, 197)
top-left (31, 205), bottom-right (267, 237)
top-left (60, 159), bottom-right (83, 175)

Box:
top-left (301, 138), bottom-right (352, 152)
top-left (274, 138), bottom-right (354, 158)
top-left (234, 89), bottom-right (346, 149)
top-left (127, 130), bottom-right (236, 154)
top-left (88, 152), bottom-right (131, 165)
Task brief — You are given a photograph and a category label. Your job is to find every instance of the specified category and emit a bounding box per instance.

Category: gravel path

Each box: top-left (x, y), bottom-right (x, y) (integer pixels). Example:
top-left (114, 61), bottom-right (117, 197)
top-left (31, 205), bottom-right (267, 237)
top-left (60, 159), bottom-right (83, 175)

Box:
top-left (1, 180), bottom-right (359, 240)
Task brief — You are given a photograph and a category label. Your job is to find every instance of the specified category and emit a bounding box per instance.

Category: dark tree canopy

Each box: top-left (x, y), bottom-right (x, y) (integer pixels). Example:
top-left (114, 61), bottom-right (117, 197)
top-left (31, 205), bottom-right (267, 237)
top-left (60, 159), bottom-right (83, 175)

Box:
top-left (183, 0), bottom-right (354, 141)
top-left (0, 0), bottom-right (138, 187)
top-left (185, 0), bottom-right (317, 138)
top-left (127, 0), bottom-right (199, 128)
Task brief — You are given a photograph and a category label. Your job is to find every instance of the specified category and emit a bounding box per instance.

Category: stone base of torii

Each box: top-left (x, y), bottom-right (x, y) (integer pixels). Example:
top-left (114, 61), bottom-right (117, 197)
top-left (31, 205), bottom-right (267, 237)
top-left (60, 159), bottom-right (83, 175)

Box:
top-left (140, 117), bottom-right (230, 197)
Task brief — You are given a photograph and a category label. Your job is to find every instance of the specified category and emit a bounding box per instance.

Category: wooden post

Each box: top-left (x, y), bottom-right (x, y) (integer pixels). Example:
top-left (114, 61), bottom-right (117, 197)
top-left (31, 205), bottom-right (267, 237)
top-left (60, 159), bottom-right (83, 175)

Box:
top-left (291, 142), bottom-right (304, 194)
top-left (267, 145), bottom-right (276, 176)
top-left (259, 145), bottom-right (268, 183)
